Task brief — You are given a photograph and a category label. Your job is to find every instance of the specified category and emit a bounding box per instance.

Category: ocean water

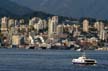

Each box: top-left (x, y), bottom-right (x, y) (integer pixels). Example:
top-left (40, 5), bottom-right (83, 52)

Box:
top-left (0, 48), bottom-right (108, 71)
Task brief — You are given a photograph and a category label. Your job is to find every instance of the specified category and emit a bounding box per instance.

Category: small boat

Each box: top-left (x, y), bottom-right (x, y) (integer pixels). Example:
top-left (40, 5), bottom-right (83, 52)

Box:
top-left (76, 48), bottom-right (83, 52)
top-left (72, 53), bottom-right (97, 65)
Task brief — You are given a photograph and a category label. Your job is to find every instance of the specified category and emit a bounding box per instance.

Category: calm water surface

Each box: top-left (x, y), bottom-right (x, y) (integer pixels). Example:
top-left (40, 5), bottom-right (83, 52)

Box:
top-left (0, 48), bottom-right (108, 71)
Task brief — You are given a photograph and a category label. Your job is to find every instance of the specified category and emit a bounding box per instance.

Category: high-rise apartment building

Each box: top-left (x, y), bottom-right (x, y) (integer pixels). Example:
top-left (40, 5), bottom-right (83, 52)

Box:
top-left (94, 21), bottom-right (100, 31)
top-left (99, 22), bottom-right (105, 40)
top-left (83, 19), bottom-right (89, 32)
top-left (48, 16), bottom-right (58, 38)
top-left (1, 17), bottom-right (8, 33)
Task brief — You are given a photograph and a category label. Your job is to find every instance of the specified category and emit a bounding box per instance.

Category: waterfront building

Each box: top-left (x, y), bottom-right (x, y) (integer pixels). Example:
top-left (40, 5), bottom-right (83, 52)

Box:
top-left (34, 18), bottom-right (43, 33)
top-left (73, 25), bottom-right (81, 37)
top-left (99, 30), bottom-right (105, 40)
top-left (15, 20), bottom-right (19, 26)
top-left (1, 17), bottom-right (8, 33)
top-left (48, 18), bottom-right (53, 38)
top-left (19, 19), bottom-right (25, 24)
top-left (94, 21), bottom-right (100, 31)
top-left (56, 25), bottom-right (64, 34)
top-left (29, 17), bottom-right (40, 25)
top-left (29, 20), bottom-right (32, 26)
top-left (51, 16), bottom-right (58, 33)
top-left (83, 19), bottom-right (89, 32)
top-left (12, 34), bottom-right (20, 48)
top-left (99, 22), bottom-right (104, 32)
top-left (99, 22), bottom-right (105, 40)
top-left (48, 16), bottom-right (58, 38)
top-left (42, 20), bottom-right (47, 29)
top-left (8, 19), bottom-right (15, 28)
top-left (29, 17), bottom-right (46, 33)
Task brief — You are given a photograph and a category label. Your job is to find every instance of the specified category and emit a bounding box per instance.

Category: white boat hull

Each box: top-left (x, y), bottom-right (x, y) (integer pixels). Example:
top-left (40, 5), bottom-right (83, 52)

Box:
top-left (72, 56), bottom-right (97, 65)
top-left (72, 62), bottom-right (97, 65)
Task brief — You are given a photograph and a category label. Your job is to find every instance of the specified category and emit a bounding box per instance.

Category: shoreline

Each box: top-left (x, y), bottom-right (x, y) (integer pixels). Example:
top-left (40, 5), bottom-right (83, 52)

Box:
top-left (0, 46), bottom-right (108, 51)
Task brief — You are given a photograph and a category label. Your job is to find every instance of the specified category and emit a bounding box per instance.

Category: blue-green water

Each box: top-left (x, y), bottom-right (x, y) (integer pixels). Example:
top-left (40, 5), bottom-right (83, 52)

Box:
top-left (0, 48), bottom-right (108, 71)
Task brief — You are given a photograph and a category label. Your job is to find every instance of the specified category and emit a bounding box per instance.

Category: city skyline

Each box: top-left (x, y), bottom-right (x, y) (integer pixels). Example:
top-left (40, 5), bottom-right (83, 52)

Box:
top-left (0, 1), bottom-right (108, 71)
top-left (0, 15), bottom-right (108, 51)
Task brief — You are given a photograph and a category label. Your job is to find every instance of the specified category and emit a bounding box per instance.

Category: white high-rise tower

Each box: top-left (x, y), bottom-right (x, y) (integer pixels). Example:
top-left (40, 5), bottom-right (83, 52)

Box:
top-left (83, 19), bottom-right (89, 32)
top-left (48, 16), bottom-right (58, 38)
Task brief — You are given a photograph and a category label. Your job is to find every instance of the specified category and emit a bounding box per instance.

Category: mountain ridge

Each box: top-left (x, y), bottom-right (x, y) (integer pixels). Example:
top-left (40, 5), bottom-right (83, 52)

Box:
top-left (0, 0), bottom-right (33, 18)
top-left (11, 0), bottom-right (108, 19)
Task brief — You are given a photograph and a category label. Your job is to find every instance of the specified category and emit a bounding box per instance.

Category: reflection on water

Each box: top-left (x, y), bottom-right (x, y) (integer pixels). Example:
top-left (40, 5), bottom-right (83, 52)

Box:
top-left (0, 48), bottom-right (108, 71)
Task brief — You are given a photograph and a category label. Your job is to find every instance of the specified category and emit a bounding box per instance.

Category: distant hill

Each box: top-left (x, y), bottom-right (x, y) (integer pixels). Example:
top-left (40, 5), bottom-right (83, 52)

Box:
top-left (11, 0), bottom-right (108, 19)
top-left (23, 11), bottom-right (53, 19)
top-left (0, 0), bottom-right (59, 20)
top-left (22, 11), bottom-right (74, 23)
top-left (1, 0), bottom-right (108, 23)
top-left (0, 0), bottom-right (33, 18)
